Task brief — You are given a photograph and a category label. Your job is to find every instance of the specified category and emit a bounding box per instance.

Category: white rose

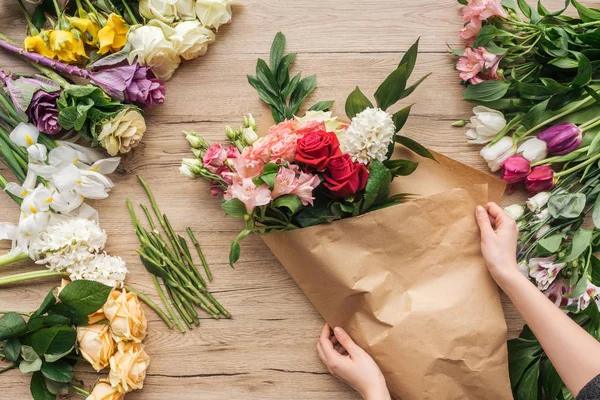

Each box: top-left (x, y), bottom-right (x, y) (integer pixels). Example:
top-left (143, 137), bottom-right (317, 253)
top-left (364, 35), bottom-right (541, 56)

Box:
top-left (504, 204), bottom-right (524, 221)
top-left (139, 0), bottom-right (178, 23)
top-left (480, 136), bottom-right (516, 172)
top-left (517, 138), bottom-right (547, 163)
top-left (465, 106), bottom-right (506, 144)
top-left (526, 192), bottom-right (550, 212)
top-left (172, 20), bottom-right (215, 60)
top-left (127, 23), bottom-right (181, 80)
top-left (195, 0), bottom-right (233, 30)
top-left (97, 109), bottom-right (146, 156)
top-left (176, 0), bottom-right (197, 20)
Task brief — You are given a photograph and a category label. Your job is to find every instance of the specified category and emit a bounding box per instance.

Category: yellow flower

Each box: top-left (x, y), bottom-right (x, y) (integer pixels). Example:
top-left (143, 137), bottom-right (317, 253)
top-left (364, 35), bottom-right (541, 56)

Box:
top-left (86, 379), bottom-right (124, 400)
top-left (77, 324), bottom-right (116, 371)
top-left (48, 30), bottom-right (87, 62)
top-left (68, 16), bottom-right (100, 45)
top-left (108, 342), bottom-right (150, 393)
top-left (23, 34), bottom-right (55, 58)
top-left (103, 288), bottom-right (148, 342)
top-left (98, 14), bottom-right (129, 55)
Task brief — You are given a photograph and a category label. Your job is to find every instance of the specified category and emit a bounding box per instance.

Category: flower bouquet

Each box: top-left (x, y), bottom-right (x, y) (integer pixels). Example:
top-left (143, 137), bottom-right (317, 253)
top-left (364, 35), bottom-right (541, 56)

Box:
top-left (181, 33), bottom-right (514, 399)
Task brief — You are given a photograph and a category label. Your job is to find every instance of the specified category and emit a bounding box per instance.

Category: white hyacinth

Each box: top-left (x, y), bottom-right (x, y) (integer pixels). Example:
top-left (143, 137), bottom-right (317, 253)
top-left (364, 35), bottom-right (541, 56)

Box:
top-left (68, 254), bottom-right (128, 288)
top-left (339, 107), bottom-right (395, 164)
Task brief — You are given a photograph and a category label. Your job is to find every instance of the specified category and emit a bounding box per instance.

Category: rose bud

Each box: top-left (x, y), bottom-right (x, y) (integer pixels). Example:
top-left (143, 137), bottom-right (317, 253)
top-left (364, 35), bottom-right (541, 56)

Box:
top-left (323, 154), bottom-right (369, 198)
top-left (296, 129), bottom-right (342, 170)
top-left (537, 122), bottom-right (582, 155)
top-left (525, 166), bottom-right (555, 194)
top-left (501, 156), bottom-right (531, 184)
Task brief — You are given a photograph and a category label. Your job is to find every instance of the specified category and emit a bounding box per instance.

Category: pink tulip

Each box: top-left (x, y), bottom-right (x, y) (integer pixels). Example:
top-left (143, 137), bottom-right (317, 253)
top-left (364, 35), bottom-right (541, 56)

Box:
top-left (525, 166), bottom-right (555, 194)
top-left (224, 178), bottom-right (271, 214)
top-left (501, 156), bottom-right (530, 184)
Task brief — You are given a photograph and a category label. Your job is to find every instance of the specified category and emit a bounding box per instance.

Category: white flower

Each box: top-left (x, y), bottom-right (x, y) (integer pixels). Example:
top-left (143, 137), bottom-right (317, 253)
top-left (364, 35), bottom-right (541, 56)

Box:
top-left (480, 136), bottom-right (516, 172)
top-left (518, 138), bottom-right (547, 163)
top-left (242, 127), bottom-right (258, 145)
top-left (195, 0), bottom-right (233, 30)
top-left (528, 257), bottom-right (564, 290)
top-left (504, 204), bottom-right (524, 220)
top-left (535, 224), bottom-right (551, 239)
top-left (339, 107), bottom-right (395, 164)
top-left (527, 192), bottom-right (550, 212)
top-left (97, 109), bottom-right (146, 156)
top-left (465, 106), bottom-right (506, 144)
top-left (180, 158), bottom-right (202, 179)
top-left (128, 23), bottom-right (181, 80)
top-left (518, 262), bottom-right (529, 278)
top-left (176, 0), bottom-right (198, 20)
top-left (68, 253), bottom-right (128, 288)
top-left (172, 20), bottom-right (215, 60)
top-left (138, 0), bottom-right (177, 23)
top-left (296, 111), bottom-right (342, 132)
top-left (9, 123), bottom-right (39, 148)
top-left (534, 208), bottom-right (549, 223)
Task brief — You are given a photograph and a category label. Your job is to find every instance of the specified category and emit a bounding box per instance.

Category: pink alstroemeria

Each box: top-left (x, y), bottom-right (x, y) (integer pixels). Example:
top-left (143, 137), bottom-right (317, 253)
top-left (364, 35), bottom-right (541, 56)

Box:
top-left (545, 279), bottom-right (571, 308)
top-left (271, 167), bottom-right (321, 206)
top-left (545, 279), bottom-right (600, 312)
top-left (460, 18), bottom-right (482, 43)
top-left (528, 257), bottom-right (565, 290)
top-left (457, 47), bottom-right (502, 84)
top-left (462, 0), bottom-right (507, 22)
top-left (225, 178), bottom-right (271, 213)
top-left (233, 151), bottom-right (265, 179)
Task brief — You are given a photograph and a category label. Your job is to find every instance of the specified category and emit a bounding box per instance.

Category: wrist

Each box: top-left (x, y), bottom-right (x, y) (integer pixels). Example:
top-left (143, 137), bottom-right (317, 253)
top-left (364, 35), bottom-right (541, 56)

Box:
top-left (491, 262), bottom-right (522, 289)
top-left (360, 379), bottom-right (391, 400)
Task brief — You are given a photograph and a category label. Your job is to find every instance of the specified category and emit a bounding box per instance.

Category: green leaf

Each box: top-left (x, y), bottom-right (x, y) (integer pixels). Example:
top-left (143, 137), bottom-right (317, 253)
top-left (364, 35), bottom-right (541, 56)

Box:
top-left (281, 73), bottom-right (301, 99)
top-left (270, 32), bottom-right (286, 72)
top-left (520, 99), bottom-right (549, 130)
top-left (560, 229), bottom-right (593, 263)
top-left (276, 53), bottom-right (296, 88)
top-left (27, 315), bottom-right (71, 333)
top-left (295, 202), bottom-right (337, 228)
top-left (565, 273), bottom-right (590, 298)
top-left (345, 87), bottom-right (373, 120)
top-left (383, 159), bottom-right (419, 176)
top-left (538, 233), bottom-right (566, 253)
top-left (30, 371), bottom-right (55, 400)
top-left (540, 358), bottom-right (562, 400)
top-left (256, 58), bottom-right (280, 97)
top-left (48, 303), bottom-right (88, 326)
top-left (549, 57), bottom-right (579, 69)
top-left (229, 229), bottom-right (250, 267)
top-left (20, 346), bottom-right (42, 374)
top-left (572, 0), bottom-right (600, 22)
top-left (572, 53), bottom-right (592, 88)
top-left (58, 280), bottom-right (112, 316)
top-left (400, 73), bottom-right (431, 102)
top-left (374, 64), bottom-right (408, 111)
top-left (0, 312), bottom-right (27, 340)
top-left (548, 193), bottom-right (586, 219)
top-left (395, 135), bottom-right (436, 161)
top-left (4, 337), bottom-right (21, 362)
top-left (222, 199), bottom-right (247, 217)
top-left (516, 360), bottom-right (540, 400)
top-left (33, 290), bottom-right (57, 318)
top-left (590, 255), bottom-right (600, 286)
top-left (398, 38), bottom-right (419, 78)
top-left (31, 326), bottom-right (76, 356)
top-left (392, 104), bottom-right (413, 133)
top-left (593, 194), bottom-right (600, 228)
top-left (290, 75), bottom-right (317, 115)
top-left (138, 254), bottom-right (168, 279)
top-left (44, 346), bottom-right (74, 363)
top-left (41, 360), bottom-right (74, 383)
top-left (259, 163), bottom-right (280, 188)
top-left (463, 80), bottom-right (511, 102)
top-left (273, 194), bottom-right (302, 214)
top-left (362, 160), bottom-right (392, 212)
top-left (518, 0), bottom-right (541, 22)
top-left (308, 100), bottom-right (335, 112)
top-left (508, 337), bottom-right (542, 388)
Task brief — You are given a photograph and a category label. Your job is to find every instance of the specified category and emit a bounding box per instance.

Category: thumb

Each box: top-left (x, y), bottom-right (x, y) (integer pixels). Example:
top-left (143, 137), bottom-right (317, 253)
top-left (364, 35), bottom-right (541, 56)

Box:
top-left (475, 205), bottom-right (494, 238)
top-left (334, 327), bottom-right (360, 356)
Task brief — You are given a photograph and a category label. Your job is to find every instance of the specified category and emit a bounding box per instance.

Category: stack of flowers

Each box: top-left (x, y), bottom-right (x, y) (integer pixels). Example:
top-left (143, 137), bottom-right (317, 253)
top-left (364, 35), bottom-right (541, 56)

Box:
top-left (453, 0), bottom-right (600, 397)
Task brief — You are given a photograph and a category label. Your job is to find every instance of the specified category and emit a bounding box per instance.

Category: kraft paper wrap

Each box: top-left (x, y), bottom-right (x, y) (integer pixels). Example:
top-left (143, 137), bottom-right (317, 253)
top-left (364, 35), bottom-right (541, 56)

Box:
top-left (258, 113), bottom-right (512, 399)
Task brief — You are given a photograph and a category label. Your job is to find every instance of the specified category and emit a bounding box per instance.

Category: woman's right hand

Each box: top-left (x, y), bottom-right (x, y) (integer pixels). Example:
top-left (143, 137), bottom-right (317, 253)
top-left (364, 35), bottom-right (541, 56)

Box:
top-left (474, 202), bottom-right (521, 287)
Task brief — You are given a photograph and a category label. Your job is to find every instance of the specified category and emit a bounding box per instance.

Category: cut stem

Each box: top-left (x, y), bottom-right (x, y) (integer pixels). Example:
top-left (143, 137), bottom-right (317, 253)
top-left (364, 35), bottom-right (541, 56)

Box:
top-left (187, 227), bottom-right (213, 281)
top-left (124, 285), bottom-right (173, 330)
top-left (0, 270), bottom-right (67, 285)
top-left (0, 252), bottom-right (29, 267)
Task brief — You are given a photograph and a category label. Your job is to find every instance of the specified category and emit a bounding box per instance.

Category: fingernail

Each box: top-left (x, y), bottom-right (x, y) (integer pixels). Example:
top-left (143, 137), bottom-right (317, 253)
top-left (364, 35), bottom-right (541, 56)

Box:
top-left (476, 205), bottom-right (484, 214)
top-left (334, 327), bottom-right (344, 336)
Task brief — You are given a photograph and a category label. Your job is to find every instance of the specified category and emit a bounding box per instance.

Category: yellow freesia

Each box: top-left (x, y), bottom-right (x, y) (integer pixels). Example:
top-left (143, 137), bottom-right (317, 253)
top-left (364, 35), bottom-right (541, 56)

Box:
top-left (23, 34), bottom-right (56, 59)
top-left (98, 14), bottom-right (129, 55)
top-left (48, 30), bottom-right (87, 62)
top-left (68, 16), bottom-right (100, 45)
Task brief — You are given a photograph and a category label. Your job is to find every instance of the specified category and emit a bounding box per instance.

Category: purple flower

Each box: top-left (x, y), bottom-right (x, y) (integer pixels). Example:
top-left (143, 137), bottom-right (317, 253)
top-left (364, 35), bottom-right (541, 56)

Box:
top-left (537, 122), bottom-right (582, 155)
top-left (124, 65), bottom-right (165, 108)
top-left (27, 90), bottom-right (61, 135)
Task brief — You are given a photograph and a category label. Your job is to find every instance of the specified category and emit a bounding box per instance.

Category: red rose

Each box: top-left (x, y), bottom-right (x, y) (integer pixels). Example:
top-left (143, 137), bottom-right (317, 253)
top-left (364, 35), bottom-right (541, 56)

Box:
top-left (295, 129), bottom-right (342, 170)
top-left (324, 154), bottom-right (369, 198)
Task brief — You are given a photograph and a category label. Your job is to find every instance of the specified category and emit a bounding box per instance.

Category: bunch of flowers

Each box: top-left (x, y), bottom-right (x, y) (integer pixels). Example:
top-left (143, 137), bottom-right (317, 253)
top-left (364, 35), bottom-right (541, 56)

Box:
top-left (0, 280), bottom-right (150, 400)
top-left (181, 33), bottom-right (434, 265)
top-left (453, 0), bottom-right (600, 397)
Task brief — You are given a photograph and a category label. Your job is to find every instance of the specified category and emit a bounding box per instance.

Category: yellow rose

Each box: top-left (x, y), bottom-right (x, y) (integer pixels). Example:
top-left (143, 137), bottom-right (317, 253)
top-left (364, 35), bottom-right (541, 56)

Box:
top-left (23, 34), bottom-right (56, 58)
top-left (103, 288), bottom-right (148, 342)
top-left (68, 16), bottom-right (100, 45)
top-left (97, 109), bottom-right (146, 156)
top-left (108, 342), bottom-right (150, 393)
top-left (86, 379), bottom-right (124, 400)
top-left (48, 30), bottom-right (87, 62)
top-left (77, 324), bottom-right (116, 371)
top-left (98, 14), bottom-right (129, 55)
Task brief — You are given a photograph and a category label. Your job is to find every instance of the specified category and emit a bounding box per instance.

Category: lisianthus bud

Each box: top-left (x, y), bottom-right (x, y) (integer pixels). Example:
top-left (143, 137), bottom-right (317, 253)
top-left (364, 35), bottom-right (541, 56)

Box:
top-left (183, 131), bottom-right (210, 149)
top-left (517, 138), bottom-right (547, 163)
top-left (180, 158), bottom-right (203, 178)
top-left (27, 90), bottom-right (61, 135)
top-left (480, 136), bottom-right (516, 172)
top-left (537, 122), bottom-right (582, 155)
top-left (504, 204), bottom-right (525, 220)
top-left (501, 156), bottom-right (530, 184)
top-left (242, 127), bottom-right (258, 145)
top-left (525, 166), bottom-right (555, 194)
top-left (526, 192), bottom-right (550, 212)
top-left (244, 114), bottom-right (256, 130)
top-left (225, 125), bottom-right (237, 140)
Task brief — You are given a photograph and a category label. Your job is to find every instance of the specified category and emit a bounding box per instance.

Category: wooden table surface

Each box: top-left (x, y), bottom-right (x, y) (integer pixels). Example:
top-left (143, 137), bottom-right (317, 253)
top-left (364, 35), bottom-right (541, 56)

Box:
top-left (0, 0), bottom-right (571, 398)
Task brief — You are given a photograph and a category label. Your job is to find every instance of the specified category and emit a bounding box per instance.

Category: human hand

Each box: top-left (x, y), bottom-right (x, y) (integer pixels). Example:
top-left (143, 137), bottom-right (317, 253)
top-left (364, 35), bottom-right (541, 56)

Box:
top-left (475, 202), bottom-right (521, 287)
top-left (317, 323), bottom-right (390, 400)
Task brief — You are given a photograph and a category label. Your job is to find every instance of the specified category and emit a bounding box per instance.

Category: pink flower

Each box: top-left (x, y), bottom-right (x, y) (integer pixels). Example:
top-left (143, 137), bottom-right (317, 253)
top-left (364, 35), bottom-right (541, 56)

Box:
top-left (271, 167), bottom-right (321, 206)
top-left (545, 279), bottom-right (599, 312)
top-left (216, 165), bottom-right (234, 185)
top-left (462, 0), bottom-right (507, 22)
top-left (210, 185), bottom-right (225, 197)
top-left (295, 120), bottom-right (327, 137)
top-left (203, 143), bottom-right (227, 172)
top-left (267, 119), bottom-right (299, 138)
top-left (225, 178), bottom-right (272, 213)
top-left (460, 18), bottom-right (482, 43)
top-left (528, 257), bottom-right (565, 290)
top-left (233, 152), bottom-right (265, 179)
top-left (269, 133), bottom-right (298, 163)
top-left (456, 47), bottom-right (502, 84)
top-left (226, 145), bottom-right (240, 159)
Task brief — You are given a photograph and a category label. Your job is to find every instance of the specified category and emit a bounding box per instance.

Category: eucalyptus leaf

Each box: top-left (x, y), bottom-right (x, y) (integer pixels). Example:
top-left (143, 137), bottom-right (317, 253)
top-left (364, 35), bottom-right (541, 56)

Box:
top-left (548, 192), bottom-right (586, 219)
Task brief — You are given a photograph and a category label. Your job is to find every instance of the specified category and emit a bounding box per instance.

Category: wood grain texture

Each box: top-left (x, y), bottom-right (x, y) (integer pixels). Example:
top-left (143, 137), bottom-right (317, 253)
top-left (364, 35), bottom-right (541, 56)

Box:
top-left (0, 0), bottom-right (571, 397)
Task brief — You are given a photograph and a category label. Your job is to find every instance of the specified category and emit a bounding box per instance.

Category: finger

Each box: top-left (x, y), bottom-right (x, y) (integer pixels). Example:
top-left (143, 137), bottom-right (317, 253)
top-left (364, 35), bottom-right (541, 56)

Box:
top-left (316, 342), bottom-right (327, 364)
top-left (487, 202), bottom-right (515, 230)
top-left (333, 327), bottom-right (361, 357)
top-left (320, 326), bottom-right (341, 360)
top-left (475, 205), bottom-right (494, 237)
top-left (320, 323), bottom-right (332, 342)
top-left (330, 335), bottom-right (339, 345)
top-left (486, 202), bottom-right (504, 219)
top-left (334, 343), bottom-right (346, 355)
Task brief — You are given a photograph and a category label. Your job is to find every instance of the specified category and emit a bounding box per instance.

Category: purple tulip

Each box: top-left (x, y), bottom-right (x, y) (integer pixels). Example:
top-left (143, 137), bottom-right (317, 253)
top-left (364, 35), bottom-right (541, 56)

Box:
top-left (124, 65), bottom-right (165, 108)
top-left (537, 122), bottom-right (582, 155)
top-left (27, 90), bottom-right (61, 135)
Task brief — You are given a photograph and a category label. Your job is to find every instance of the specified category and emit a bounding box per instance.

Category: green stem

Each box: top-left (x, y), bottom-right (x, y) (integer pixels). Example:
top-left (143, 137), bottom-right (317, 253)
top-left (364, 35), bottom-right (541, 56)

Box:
top-left (0, 365), bottom-right (15, 373)
top-left (120, 0), bottom-right (140, 25)
top-left (0, 311), bottom-right (32, 316)
top-left (153, 276), bottom-right (184, 333)
top-left (531, 146), bottom-right (589, 167)
top-left (124, 285), bottom-right (173, 330)
top-left (582, 118), bottom-right (600, 133)
top-left (556, 154), bottom-right (600, 178)
top-left (187, 228), bottom-right (213, 282)
top-left (69, 384), bottom-right (90, 397)
top-left (571, 20), bottom-right (600, 29)
top-left (0, 252), bottom-right (29, 267)
top-left (0, 270), bottom-right (67, 285)
top-left (178, 235), bottom-right (207, 286)
top-left (523, 95), bottom-right (595, 137)
top-left (15, 0), bottom-right (34, 30)
top-left (0, 92), bottom-right (22, 124)
top-left (166, 286), bottom-right (192, 329)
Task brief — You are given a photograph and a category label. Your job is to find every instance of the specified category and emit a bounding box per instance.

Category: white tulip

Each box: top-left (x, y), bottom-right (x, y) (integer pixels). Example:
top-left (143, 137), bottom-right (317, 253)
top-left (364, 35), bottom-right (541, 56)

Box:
top-left (9, 123), bottom-right (39, 148)
top-left (128, 24), bottom-right (181, 80)
top-left (465, 106), bottom-right (506, 144)
top-left (526, 192), bottom-right (550, 212)
top-left (195, 0), bottom-right (233, 30)
top-left (517, 138), bottom-right (547, 163)
top-left (176, 0), bottom-right (197, 20)
top-left (172, 20), bottom-right (215, 60)
top-left (504, 204), bottom-right (525, 220)
top-left (480, 136), bottom-right (516, 172)
top-left (20, 185), bottom-right (53, 216)
top-left (139, 0), bottom-right (178, 23)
